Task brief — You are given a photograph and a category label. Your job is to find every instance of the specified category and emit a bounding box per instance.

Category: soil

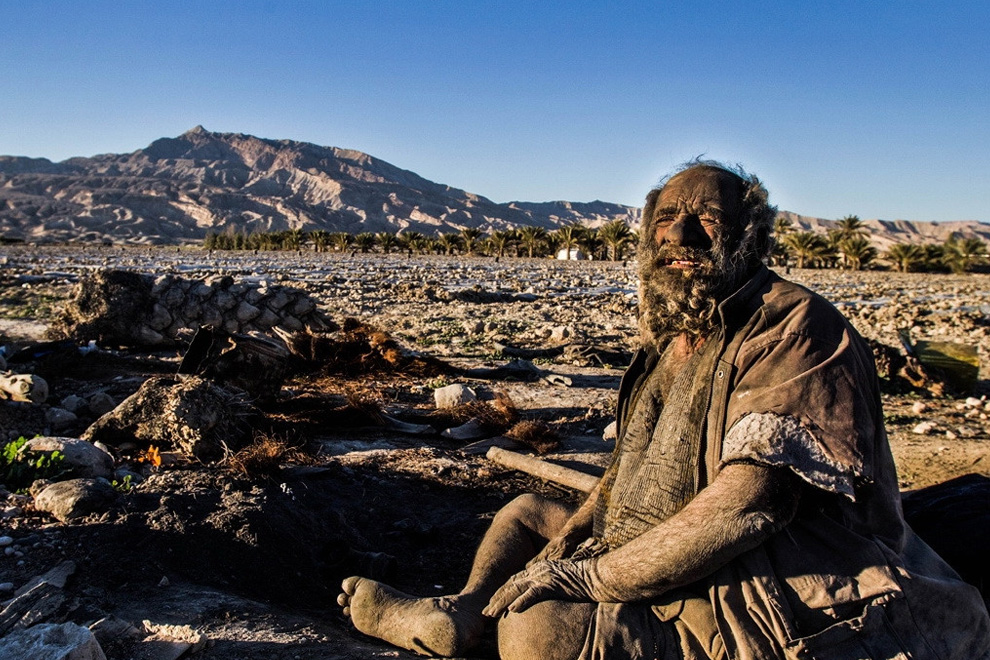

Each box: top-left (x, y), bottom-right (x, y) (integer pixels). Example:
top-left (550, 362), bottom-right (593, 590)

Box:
top-left (1, 246), bottom-right (988, 659)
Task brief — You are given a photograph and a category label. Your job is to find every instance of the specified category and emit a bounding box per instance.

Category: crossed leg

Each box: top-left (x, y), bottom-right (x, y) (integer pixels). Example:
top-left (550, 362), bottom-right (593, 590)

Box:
top-left (338, 493), bottom-right (581, 657)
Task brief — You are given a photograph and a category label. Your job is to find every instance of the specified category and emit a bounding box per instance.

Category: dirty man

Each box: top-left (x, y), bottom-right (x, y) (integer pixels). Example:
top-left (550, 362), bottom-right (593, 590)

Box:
top-left (339, 162), bottom-right (990, 659)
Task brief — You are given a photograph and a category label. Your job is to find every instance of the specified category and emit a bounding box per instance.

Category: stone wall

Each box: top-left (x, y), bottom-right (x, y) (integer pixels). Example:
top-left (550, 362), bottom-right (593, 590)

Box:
top-left (50, 270), bottom-right (329, 347)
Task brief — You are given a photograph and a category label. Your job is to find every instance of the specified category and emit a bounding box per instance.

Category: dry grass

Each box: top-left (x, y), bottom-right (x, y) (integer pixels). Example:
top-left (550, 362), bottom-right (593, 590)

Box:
top-left (430, 391), bottom-right (520, 431)
top-left (226, 434), bottom-right (310, 480)
top-left (506, 420), bottom-right (560, 455)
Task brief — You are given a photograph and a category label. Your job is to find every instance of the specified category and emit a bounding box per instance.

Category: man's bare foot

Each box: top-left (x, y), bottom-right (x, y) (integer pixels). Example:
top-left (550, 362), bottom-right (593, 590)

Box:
top-left (338, 576), bottom-right (486, 657)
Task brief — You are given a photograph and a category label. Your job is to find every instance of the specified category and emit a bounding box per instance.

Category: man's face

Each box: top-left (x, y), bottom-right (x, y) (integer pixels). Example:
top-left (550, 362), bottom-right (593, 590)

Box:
top-left (649, 167), bottom-right (745, 272)
top-left (637, 166), bottom-right (749, 343)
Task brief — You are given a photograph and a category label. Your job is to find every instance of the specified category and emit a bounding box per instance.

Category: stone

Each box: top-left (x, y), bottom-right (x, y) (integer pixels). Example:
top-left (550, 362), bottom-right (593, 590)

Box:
top-left (463, 320), bottom-right (485, 335)
top-left (602, 421), bottom-right (618, 441)
top-left (0, 535), bottom-right (12, 546)
top-left (81, 375), bottom-right (255, 462)
top-left (87, 392), bottom-right (117, 416)
top-left (0, 622), bottom-right (107, 660)
top-left (23, 437), bottom-right (114, 479)
top-left (550, 325), bottom-right (572, 342)
top-left (912, 421), bottom-right (936, 435)
top-left (45, 407), bottom-right (79, 432)
top-left (136, 326), bottom-right (165, 345)
top-left (0, 373), bottom-right (49, 403)
top-left (147, 303), bottom-right (172, 331)
top-left (290, 297), bottom-right (316, 315)
top-left (911, 401), bottom-right (928, 415)
top-left (434, 384), bottom-right (477, 409)
top-left (34, 479), bottom-right (116, 522)
top-left (235, 301), bottom-right (261, 324)
top-left (60, 395), bottom-right (88, 415)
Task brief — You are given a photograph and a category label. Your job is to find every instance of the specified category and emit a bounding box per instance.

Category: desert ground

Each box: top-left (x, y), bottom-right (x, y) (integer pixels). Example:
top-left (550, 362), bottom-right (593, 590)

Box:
top-left (0, 245), bottom-right (988, 659)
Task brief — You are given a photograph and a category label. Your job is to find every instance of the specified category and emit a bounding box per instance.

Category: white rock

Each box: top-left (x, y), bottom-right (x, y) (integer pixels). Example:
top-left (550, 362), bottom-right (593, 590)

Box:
top-left (441, 419), bottom-right (488, 441)
top-left (912, 421), bottom-right (936, 435)
top-left (24, 437), bottom-right (114, 479)
top-left (602, 421), bottom-right (618, 441)
top-left (965, 397), bottom-right (982, 408)
top-left (0, 622), bottom-right (107, 660)
top-left (434, 384), bottom-right (477, 409)
top-left (910, 401), bottom-right (928, 415)
top-left (550, 325), bottom-right (572, 342)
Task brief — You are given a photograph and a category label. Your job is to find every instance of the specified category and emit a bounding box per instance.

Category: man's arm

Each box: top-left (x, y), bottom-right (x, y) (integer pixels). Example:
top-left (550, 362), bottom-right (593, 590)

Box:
top-left (484, 462), bottom-right (800, 615)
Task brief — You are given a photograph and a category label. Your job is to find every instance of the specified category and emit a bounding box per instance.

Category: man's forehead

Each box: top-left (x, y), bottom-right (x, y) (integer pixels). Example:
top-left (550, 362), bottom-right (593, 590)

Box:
top-left (658, 167), bottom-right (745, 209)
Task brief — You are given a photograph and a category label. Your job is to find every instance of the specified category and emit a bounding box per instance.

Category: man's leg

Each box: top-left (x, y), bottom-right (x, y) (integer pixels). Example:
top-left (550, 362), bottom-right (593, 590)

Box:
top-left (338, 493), bottom-right (577, 657)
top-left (498, 599), bottom-right (596, 660)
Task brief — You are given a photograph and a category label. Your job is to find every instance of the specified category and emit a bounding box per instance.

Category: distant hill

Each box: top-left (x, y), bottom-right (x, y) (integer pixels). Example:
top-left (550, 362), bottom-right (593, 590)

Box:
top-left (776, 212), bottom-right (990, 253)
top-left (0, 126), bottom-right (638, 245)
top-left (0, 127), bottom-right (987, 246)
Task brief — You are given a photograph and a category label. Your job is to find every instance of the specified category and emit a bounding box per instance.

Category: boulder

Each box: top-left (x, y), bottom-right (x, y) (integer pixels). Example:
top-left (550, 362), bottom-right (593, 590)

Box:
top-left (82, 375), bottom-right (256, 462)
top-left (34, 478), bottom-right (116, 522)
top-left (45, 407), bottom-right (79, 433)
top-left (0, 622), bottom-right (106, 660)
top-left (23, 437), bottom-right (114, 479)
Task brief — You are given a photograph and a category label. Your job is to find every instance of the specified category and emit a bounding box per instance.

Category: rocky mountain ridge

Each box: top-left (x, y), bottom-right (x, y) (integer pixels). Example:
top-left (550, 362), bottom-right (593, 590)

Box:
top-left (0, 127), bottom-right (639, 245)
top-left (1, 127), bottom-right (987, 247)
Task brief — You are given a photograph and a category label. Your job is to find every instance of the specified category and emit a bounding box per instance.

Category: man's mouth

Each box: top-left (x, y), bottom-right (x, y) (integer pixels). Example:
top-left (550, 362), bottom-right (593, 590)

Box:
top-left (659, 258), bottom-right (704, 269)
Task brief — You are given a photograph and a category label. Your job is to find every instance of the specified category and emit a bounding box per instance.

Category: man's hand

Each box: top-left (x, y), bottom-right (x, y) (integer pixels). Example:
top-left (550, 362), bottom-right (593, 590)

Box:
top-left (525, 529), bottom-right (584, 567)
top-left (482, 559), bottom-right (599, 617)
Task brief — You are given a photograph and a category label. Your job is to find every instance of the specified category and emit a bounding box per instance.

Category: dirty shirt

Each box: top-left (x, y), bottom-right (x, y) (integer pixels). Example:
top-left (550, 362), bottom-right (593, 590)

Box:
top-left (581, 266), bottom-right (990, 660)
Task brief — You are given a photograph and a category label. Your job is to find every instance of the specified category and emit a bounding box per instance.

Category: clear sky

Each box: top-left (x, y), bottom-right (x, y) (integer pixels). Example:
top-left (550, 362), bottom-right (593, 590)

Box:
top-left (1, 1), bottom-right (988, 222)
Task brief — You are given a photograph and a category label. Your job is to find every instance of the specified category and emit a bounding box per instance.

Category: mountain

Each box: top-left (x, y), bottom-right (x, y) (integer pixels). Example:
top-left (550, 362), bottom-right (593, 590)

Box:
top-left (1, 127), bottom-right (987, 247)
top-left (0, 127), bottom-right (639, 245)
top-left (775, 212), bottom-right (990, 253)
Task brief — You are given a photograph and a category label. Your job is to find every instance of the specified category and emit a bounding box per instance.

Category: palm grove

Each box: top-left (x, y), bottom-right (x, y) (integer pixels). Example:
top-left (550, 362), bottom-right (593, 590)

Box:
top-left (203, 215), bottom-right (988, 273)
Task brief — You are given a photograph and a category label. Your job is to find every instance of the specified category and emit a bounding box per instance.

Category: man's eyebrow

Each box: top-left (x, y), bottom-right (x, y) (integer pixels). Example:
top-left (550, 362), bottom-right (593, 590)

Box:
top-left (653, 204), bottom-right (727, 219)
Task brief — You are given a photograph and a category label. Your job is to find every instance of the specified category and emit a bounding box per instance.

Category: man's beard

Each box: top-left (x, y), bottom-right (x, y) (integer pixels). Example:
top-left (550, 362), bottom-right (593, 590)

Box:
top-left (637, 228), bottom-right (752, 347)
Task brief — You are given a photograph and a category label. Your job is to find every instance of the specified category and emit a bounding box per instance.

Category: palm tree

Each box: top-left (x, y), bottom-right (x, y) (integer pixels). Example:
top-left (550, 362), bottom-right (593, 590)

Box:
top-left (942, 236), bottom-right (988, 273)
top-left (834, 215), bottom-right (866, 241)
top-left (597, 220), bottom-right (634, 261)
top-left (488, 230), bottom-right (516, 258)
top-left (329, 232), bottom-right (353, 252)
top-left (783, 231), bottom-right (829, 269)
top-left (553, 224), bottom-right (587, 260)
top-left (460, 228), bottom-right (484, 256)
top-left (309, 230), bottom-right (331, 253)
top-left (517, 226), bottom-right (548, 258)
top-left (376, 232), bottom-right (397, 254)
top-left (353, 232), bottom-right (377, 253)
top-left (838, 236), bottom-right (878, 271)
top-left (396, 231), bottom-right (423, 255)
top-left (579, 230), bottom-right (606, 261)
top-left (436, 233), bottom-right (462, 255)
top-left (885, 243), bottom-right (925, 272)
top-left (283, 228), bottom-right (307, 251)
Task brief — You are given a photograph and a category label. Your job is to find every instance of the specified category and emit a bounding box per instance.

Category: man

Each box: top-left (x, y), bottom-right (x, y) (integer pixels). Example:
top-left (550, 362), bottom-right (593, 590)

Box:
top-left (339, 163), bottom-right (990, 659)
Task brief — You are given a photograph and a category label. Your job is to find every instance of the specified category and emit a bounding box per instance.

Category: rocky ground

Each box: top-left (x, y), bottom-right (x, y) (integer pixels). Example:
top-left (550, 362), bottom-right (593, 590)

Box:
top-left (0, 245), bottom-right (988, 659)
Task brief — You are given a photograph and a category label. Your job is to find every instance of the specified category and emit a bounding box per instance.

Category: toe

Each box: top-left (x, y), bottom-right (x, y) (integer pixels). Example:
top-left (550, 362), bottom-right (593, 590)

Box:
top-left (337, 592), bottom-right (350, 607)
top-left (341, 576), bottom-right (361, 595)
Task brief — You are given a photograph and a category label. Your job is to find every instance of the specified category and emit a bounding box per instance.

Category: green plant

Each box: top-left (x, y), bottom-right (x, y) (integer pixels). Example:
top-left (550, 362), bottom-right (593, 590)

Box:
top-left (0, 436), bottom-right (68, 492)
top-left (111, 474), bottom-right (135, 493)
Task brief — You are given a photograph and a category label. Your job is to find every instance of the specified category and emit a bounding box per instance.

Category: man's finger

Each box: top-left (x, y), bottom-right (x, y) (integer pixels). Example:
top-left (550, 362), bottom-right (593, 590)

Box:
top-left (483, 580), bottom-right (527, 618)
top-left (506, 584), bottom-right (546, 613)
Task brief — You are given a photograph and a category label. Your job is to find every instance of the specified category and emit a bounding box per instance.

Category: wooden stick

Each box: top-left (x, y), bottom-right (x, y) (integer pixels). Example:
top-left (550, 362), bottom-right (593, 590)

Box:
top-left (486, 446), bottom-right (599, 493)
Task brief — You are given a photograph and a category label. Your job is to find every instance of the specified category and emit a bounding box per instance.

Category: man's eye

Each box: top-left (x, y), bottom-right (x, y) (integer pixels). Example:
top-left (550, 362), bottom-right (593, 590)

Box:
top-left (655, 216), bottom-right (675, 225)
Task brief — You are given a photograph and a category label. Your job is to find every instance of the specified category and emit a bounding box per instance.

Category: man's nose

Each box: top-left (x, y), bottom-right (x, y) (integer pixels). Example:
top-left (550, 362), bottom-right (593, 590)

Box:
top-left (658, 215), bottom-right (711, 248)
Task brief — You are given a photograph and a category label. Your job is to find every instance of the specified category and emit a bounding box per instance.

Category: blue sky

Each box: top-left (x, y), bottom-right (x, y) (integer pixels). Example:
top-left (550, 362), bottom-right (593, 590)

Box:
top-left (1, 1), bottom-right (988, 222)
